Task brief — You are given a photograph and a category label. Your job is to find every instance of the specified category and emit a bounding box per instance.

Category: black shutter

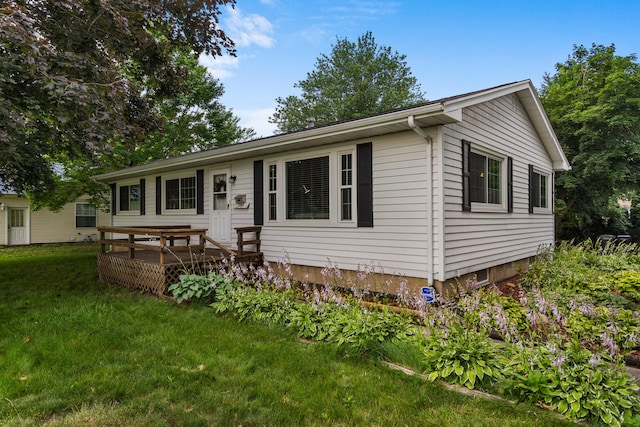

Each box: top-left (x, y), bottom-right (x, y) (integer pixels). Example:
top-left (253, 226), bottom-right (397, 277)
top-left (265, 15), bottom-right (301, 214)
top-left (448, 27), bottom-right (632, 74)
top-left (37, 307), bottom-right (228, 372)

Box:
top-left (110, 183), bottom-right (116, 215)
top-left (156, 176), bottom-right (162, 215)
top-left (507, 157), bottom-right (513, 213)
top-left (357, 142), bottom-right (374, 227)
top-left (139, 179), bottom-right (146, 215)
top-left (462, 140), bottom-right (471, 212)
top-left (528, 164), bottom-right (534, 214)
top-left (196, 169), bottom-right (204, 214)
top-left (254, 160), bottom-right (264, 225)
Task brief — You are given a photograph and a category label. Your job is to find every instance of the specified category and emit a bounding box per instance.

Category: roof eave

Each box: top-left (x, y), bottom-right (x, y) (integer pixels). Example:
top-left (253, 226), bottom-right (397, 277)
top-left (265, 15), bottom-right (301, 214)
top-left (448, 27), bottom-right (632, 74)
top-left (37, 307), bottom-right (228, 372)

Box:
top-left (93, 102), bottom-right (454, 182)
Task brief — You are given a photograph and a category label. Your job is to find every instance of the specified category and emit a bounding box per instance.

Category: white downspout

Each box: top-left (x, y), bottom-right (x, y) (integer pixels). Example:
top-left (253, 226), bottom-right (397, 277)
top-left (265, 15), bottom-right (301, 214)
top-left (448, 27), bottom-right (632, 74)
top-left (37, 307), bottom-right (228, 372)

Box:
top-left (408, 115), bottom-right (434, 287)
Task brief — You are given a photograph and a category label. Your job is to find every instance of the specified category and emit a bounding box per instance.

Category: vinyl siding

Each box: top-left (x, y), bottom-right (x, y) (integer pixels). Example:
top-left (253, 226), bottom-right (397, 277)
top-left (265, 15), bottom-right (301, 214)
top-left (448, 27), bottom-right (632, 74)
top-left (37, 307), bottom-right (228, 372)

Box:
top-left (0, 195), bottom-right (109, 245)
top-left (440, 93), bottom-right (554, 280)
top-left (107, 133), bottom-right (436, 280)
top-left (252, 133), bottom-right (436, 280)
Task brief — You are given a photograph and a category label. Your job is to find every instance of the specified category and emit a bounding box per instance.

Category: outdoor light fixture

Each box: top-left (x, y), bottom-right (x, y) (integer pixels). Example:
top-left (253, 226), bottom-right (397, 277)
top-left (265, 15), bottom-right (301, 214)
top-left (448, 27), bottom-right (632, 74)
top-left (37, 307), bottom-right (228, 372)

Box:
top-left (0, 203), bottom-right (5, 211)
top-left (229, 175), bottom-right (237, 184)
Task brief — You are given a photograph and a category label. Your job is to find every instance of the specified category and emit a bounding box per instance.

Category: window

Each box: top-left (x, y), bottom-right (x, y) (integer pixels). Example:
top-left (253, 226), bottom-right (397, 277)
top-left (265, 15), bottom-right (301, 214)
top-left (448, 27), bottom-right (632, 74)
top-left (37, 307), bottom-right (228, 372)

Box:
top-left (119, 184), bottom-right (140, 212)
top-left (340, 153), bottom-right (353, 221)
top-left (286, 156), bottom-right (330, 220)
top-left (470, 152), bottom-right (502, 204)
top-left (532, 171), bottom-right (549, 209)
top-left (268, 164), bottom-right (277, 221)
top-left (166, 176), bottom-right (196, 210)
top-left (76, 203), bottom-right (97, 228)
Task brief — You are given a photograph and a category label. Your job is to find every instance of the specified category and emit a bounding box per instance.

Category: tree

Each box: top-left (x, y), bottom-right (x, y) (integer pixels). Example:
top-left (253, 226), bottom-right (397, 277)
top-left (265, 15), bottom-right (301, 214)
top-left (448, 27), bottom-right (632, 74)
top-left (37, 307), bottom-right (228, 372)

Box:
top-left (539, 44), bottom-right (640, 240)
top-left (0, 0), bottom-right (236, 200)
top-left (269, 31), bottom-right (426, 133)
top-left (30, 53), bottom-right (255, 211)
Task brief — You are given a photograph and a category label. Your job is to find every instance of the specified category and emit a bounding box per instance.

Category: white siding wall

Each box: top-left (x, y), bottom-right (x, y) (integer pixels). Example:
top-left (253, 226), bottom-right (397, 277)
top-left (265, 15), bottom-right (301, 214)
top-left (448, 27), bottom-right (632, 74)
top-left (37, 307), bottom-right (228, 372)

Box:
top-left (110, 170), bottom-right (210, 236)
top-left (246, 133), bottom-right (434, 279)
top-left (108, 133), bottom-right (438, 279)
top-left (440, 93), bottom-right (555, 280)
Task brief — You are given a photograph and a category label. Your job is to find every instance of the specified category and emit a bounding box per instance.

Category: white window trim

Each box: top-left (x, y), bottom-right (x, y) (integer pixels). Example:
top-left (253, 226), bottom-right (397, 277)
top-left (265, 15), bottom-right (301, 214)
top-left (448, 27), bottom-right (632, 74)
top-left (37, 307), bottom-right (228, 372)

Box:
top-left (264, 146), bottom-right (358, 227)
top-left (75, 202), bottom-right (97, 228)
top-left (162, 172), bottom-right (197, 215)
top-left (533, 168), bottom-right (552, 214)
top-left (470, 148), bottom-right (508, 213)
top-left (117, 180), bottom-right (141, 215)
top-left (267, 162), bottom-right (278, 222)
top-left (338, 149), bottom-right (356, 223)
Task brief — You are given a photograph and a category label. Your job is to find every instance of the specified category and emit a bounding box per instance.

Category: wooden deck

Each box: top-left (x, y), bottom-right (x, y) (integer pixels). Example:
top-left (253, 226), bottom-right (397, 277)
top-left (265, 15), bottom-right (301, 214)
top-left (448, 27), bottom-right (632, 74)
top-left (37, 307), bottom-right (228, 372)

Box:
top-left (97, 226), bottom-right (262, 296)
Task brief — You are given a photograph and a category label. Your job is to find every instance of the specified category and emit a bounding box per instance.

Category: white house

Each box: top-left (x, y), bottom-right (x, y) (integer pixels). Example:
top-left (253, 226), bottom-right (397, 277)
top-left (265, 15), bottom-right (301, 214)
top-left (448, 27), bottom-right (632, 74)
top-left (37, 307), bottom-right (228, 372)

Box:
top-left (93, 80), bottom-right (570, 295)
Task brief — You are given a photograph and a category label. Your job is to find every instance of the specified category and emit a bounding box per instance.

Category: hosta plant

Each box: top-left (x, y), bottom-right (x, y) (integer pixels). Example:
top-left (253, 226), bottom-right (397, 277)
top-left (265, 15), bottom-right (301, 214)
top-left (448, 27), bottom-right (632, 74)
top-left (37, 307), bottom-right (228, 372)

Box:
top-left (501, 340), bottom-right (640, 427)
top-left (168, 273), bottom-right (214, 304)
top-left (422, 324), bottom-right (504, 389)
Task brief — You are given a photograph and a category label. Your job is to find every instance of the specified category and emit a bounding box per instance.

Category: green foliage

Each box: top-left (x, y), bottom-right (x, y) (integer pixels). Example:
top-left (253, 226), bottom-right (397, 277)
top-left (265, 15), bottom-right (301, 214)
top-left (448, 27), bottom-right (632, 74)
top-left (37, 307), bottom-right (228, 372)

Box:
top-left (213, 285), bottom-right (415, 356)
top-left (523, 240), bottom-right (640, 303)
top-left (565, 306), bottom-right (639, 351)
top-left (502, 341), bottom-right (640, 427)
top-left (422, 325), bottom-right (504, 390)
top-left (615, 270), bottom-right (640, 302)
top-left (167, 273), bottom-right (214, 304)
top-left (540, 43), bottom-right (640, 240)
top-left (0, 0), bottom-right (239, 206)
top-left (269, 31), bottom-right (425, 133)
top-left (212, 286), bottom-right (297, 324)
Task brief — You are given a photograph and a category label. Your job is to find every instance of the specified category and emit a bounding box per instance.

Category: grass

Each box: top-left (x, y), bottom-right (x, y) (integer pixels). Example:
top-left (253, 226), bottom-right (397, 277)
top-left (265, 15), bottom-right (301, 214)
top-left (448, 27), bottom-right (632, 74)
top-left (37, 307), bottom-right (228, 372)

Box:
top-left (0, 243), bottom-right (575, 426)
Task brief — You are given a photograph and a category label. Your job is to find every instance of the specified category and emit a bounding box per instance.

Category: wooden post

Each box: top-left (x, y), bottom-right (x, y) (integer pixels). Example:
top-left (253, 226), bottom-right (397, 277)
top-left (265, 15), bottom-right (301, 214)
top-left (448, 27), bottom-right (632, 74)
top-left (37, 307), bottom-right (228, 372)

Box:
top-left (100, 230), bottom-right (106, 254)
top-left (128, 233), bottom-right (135, 259)
top-left (237, 229), bottom-right (245, 256)
top-left (159, 235), bottom-right (166, 264)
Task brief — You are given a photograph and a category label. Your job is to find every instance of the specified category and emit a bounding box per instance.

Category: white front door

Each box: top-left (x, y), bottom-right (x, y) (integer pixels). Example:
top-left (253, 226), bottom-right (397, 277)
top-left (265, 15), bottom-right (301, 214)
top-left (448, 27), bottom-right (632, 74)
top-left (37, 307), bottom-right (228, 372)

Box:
top-left (8, 208), bottom-right (28, 245)
top-left (210, 171), bottom-right (231, 244)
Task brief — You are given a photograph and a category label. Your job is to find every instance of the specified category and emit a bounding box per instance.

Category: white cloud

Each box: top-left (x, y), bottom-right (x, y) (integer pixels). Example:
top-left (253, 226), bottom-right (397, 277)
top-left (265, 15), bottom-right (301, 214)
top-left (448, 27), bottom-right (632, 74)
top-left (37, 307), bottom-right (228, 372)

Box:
top-left (236, 107), bottom-right (277, 138)
top-left (226, 8), bottom-right (274, 48)
top-left (199, 53), bottom-right (239, 80)
top-left (199, 7), bottom-right (274, 79)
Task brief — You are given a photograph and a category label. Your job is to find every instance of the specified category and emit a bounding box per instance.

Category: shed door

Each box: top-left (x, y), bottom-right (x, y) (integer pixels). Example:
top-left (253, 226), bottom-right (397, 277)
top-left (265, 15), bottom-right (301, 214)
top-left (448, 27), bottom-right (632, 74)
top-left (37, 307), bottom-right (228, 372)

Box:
top-left (8, 208), bottom-right (27, 245)
top-left (210, 171), bottom-right (231, 244)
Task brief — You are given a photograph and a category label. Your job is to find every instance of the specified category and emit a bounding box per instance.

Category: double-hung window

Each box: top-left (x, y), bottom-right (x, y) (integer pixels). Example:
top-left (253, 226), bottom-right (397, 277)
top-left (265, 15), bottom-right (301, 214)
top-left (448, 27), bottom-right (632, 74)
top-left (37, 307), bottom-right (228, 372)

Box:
top-left (268, 164), bottom-right (277, 221)
top-left (286, 156), bottom-right (330, 220)
top-left (530, 168), bottom-right (550, 211)
top-left (166, 176), bottom-right (196, 210)
top-left (119, 184), bottom-right (140, 212)
top-left (340, 152), bottom-right (353, 221)
top-left (470, 152), bottom-right (502, 205)
top-left (462, 140), bottom-right (509, 212)
top-left (76, 203), bottom-right (96, 227)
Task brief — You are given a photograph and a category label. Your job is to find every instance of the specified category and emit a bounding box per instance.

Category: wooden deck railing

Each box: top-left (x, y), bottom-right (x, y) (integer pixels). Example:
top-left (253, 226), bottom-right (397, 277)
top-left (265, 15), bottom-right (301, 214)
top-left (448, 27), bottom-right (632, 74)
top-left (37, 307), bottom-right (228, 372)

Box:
top-left (98, 226), bottom-right (258, 264)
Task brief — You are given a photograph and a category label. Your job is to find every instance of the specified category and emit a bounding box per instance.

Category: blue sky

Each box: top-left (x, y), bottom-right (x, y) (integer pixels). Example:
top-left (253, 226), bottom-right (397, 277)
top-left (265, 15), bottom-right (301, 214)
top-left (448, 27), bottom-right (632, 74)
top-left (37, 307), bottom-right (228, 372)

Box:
top-left (200, 0), bottom-right (640, 137)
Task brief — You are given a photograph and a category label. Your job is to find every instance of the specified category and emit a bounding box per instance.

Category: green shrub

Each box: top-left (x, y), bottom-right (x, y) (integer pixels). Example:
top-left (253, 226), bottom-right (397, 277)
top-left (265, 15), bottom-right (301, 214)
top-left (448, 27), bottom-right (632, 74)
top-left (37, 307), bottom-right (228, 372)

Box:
top-left (168, 273), bottom-right (214, 304)
top-left (615, 271), bottom-right (640, 303)
top-left (501, 341), bottom-right (640, 427)
top-left (422, 324), bottom-right (504, 390)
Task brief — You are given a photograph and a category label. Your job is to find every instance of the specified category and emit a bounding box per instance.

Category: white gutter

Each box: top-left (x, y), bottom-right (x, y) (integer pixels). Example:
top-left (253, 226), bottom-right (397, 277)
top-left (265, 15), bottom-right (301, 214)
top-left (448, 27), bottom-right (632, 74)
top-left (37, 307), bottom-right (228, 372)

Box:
top-left (408, 115), bottom-right (434, 287)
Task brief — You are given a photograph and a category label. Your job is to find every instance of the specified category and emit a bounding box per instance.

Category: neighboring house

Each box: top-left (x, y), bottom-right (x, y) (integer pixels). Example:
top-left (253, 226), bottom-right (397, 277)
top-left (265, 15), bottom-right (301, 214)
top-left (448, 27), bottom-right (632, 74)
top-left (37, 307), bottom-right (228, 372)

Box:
top-left (0, 184), bottom-right (109, 246)
top-left (93, 80), bottom-right (570, 296)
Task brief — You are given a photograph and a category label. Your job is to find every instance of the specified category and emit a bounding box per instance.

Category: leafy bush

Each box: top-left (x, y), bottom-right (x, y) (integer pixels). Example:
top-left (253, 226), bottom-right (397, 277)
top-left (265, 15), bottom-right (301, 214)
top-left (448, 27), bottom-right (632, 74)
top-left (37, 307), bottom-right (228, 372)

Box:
top-left (422, 324), bottom-right (504, 390)
top-left (565, 305), bottom-right (640, 353)
top-left (615, 271), bottom-right (640, 303)
top-left (322, 303), bottom-right (415, 355)
top-left (168, 273), bottom-right (214, 304)
top-left (212, 286), bottom-right (296, 324)
top-left (501, 341), bottom-right (640, 427)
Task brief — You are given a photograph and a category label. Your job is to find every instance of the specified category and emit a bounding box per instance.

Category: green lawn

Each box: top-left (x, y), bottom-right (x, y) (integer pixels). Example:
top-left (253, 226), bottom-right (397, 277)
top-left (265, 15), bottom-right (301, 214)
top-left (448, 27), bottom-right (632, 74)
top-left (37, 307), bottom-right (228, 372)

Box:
top-left (0, 243), bottom-right (574, 426)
